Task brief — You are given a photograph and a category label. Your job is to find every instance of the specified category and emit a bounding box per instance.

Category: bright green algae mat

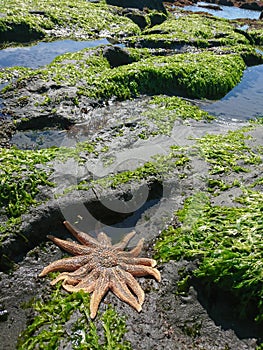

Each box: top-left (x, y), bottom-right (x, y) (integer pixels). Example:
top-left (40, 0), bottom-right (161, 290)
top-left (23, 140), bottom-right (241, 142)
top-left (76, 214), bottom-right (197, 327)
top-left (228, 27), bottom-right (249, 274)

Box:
top-left (127, 13), bottom-right (250, 47)
top-left (0, 0), bottom-right (140, 42)
top-left (0, 142), bottom-right (95, 246)
top-left (0, 143), bottom-right (95, 219)
top-left (17, 287), bottom-right (131, 349)
top-left (154, 127), bottom-right (263, 323)
top-left (7, 48), bottom-right (246, 100)
top-left (193, 127), bottom-right (262, 174)
top-left (154, 190), bottom-right (263, 322)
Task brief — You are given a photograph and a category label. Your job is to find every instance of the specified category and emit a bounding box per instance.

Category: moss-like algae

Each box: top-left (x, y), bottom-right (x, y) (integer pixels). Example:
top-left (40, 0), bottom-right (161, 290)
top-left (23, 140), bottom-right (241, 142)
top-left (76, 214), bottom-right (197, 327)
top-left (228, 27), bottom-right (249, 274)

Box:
top-left (0, 0), bottom-right (140, 45)
top-left (17, 285), bottom-right (131, 350)
top-left (0, 142), bottom-right (94, 246)
top-left (142, 95), bottom-right (213, 135)
top-left (126, 12), bottom-right (250, 48)
top-left (0, 67), bottom-right (32, 84)
top-left (193, 127), bottom-right (262, 174)
top-left (56, 50), bottom-right (246, 100)
top-left (60, 146), bottom-right (190, 197)
top-left (154, 189), bottom-right (263, 322)
top-left (0, 142), bottom-right (94, 219)
top-left (154, 126), bottom-right (263, 323)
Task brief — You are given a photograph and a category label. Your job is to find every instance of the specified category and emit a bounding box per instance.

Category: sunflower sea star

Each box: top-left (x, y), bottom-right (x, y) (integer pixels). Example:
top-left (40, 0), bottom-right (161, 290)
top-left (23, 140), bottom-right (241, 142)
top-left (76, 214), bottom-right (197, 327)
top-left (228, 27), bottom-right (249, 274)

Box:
top-left (39, 221), bottom-right (161, 319)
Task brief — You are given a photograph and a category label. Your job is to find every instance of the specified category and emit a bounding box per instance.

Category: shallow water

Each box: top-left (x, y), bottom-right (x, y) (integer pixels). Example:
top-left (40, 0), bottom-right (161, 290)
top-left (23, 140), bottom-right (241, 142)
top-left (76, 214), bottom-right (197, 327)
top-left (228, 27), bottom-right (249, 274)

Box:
top-left (204, 64), bottom-right (263, 121)
top-left (183, 1), bottom-right (261, 20)
top-left (0, 38), bottom-right (110, 68)
top-left (10, 129), bottom-right (67, 149)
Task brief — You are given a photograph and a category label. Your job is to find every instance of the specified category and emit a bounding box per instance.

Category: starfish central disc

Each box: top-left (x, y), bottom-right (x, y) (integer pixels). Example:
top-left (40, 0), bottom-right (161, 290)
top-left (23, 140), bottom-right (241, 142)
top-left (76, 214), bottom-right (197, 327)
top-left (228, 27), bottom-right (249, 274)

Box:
top-left (94, 248), bottom-right (118, 268)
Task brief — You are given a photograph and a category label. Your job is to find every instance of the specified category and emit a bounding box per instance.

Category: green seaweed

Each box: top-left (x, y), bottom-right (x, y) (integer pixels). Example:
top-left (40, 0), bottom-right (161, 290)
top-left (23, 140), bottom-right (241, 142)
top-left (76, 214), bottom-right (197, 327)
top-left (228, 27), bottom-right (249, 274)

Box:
top-left (154, 190), bottom-right (263, 322)
top-left (193, 127), bottom-right (262, 174)
top-left (0, 142), bottom-right (94, 219)
top-left (126, 12), bottom-right (250, 48)
top-left (0, 147), bottom-right (57, 219)
top-left (76, 51), bottom-right (246, 100)
top-left (142, 95), bottom-right (213, 135)
top-left (247, 29), bottom-right (263, 46)
top-left (0, 67), bottom-right (32, 84)
top-left (0, 0), bottom-right (140, 45)
top-left (17, 284), bottom-right (131, 349)
top-left (61, 146), bottom-right (190, 196)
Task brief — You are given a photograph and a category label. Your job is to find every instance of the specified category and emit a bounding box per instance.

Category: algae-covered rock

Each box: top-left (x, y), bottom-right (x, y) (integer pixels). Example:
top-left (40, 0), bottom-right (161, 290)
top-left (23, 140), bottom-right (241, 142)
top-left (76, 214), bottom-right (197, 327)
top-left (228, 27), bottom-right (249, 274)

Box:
top-left (0, 0), bottom-right (141, 45)
top-left (125, 12), bottom-right (252, 48)
top-left (1, 46), bottom-right (245, 130)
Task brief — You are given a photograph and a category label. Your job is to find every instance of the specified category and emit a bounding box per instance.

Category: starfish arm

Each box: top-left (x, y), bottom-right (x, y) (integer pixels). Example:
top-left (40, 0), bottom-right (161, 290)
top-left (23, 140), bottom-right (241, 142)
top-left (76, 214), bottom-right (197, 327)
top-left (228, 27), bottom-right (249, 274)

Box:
top-left (39, 255), bottom-right (90, 277)
top-left (64, 279), bottom-right (97, 293)
top-left (110, 268), bottom-right (142, 312)
top-left (50, 272), bottom-right (81, 286)
top-left (112, 230), bottom-right (136, 250)
top-left (97, 232), bottom-right (112, 246)
top-left (119, 263), bottom-right (161, 282)
top-left (117, 268), bottom-right (145, 305)
top-left (62, 261), bottom-right (95, 278)
top-left (90, 270), bottom-right (110, 319)
top-left (63, 269), bottom-right (99, 293)
top-left (120, 256), bottom-right (157, 267)
top-left (47, 235), bottom-right (93, 255)
top-left (115, 238), bottom-right (144, 257)
top-left (128, 238), bottom-right (144, 257)
top-left (63, 220), bottom-right (99, 248)
top-left (71, 269), bottom-right (99, 289)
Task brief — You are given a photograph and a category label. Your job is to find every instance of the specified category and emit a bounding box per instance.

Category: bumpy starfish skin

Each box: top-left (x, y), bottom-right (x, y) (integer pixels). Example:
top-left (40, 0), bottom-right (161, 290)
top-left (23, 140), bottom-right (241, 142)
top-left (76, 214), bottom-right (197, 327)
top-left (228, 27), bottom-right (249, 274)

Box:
top-left (39, 221), bottom-right (161, 318)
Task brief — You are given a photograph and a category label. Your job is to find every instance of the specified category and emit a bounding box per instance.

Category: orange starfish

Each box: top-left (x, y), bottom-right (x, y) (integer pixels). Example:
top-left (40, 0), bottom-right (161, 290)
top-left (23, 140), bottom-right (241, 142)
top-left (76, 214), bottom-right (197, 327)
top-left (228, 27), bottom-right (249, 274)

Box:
top-left (39, 221), bottom-right (161, 318)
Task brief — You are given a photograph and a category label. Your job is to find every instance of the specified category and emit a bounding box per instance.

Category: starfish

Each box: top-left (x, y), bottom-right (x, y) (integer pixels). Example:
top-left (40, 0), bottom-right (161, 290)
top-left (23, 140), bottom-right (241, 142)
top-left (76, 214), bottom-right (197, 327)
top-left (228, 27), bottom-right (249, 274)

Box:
top-left (39, 221), bottom-right (161, 318)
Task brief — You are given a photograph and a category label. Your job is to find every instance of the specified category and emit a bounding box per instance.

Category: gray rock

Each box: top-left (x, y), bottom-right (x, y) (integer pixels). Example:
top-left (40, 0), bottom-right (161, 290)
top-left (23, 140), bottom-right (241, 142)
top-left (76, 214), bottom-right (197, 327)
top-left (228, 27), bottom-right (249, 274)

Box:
top-left (103, 45), bottom-right (135, 67)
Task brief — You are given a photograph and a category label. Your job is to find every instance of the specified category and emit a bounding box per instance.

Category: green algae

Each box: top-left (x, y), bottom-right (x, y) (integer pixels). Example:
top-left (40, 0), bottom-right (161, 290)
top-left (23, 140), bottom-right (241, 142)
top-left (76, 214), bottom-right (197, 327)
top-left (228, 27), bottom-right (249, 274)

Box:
top-left (0, 142), bottom-right (95, 247)
top-left (73, 51), bottom-right (246, 100)
top-left (154, 190), bottom-right (263, 322)
top-left (126, 13), bottom-right (250, 48)
top-left (0, 67), bottom-right (32, 84)
top-left (0, 0), bottom-right (140, 45)
top-left (193, 127), bottom-right (262, 174)
top-left (251, 117), bottom-right (263, 125)
top-left (17, 285), bottom-right (131, 350)
top-left (153, 126), bottom-right (263, 323)
top-left (247, 29), bottom-right (263, 46)
top-left (207, 178), bottom-right (240, 194)
top-left (142, 95), bottom-right (213, 135)
top-left (209, 44), bottom-right (263, 66)
top-left (149, 95), bottom-right (212, 120)
top-left (0, 147), bottom-right (56, 219)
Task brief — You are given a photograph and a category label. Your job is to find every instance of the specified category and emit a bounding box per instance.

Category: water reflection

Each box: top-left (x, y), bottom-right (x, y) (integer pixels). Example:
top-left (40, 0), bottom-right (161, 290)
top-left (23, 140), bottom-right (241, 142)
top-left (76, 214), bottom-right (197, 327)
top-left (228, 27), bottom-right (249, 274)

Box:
top-left (0, 38), bottom-right (110, 68)
top-left (184, 1), bottom-right (261, 20)
top-left (204, 64), bottom-right (263, 121)
top-left (10, 129), bottom-right (67, 149)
